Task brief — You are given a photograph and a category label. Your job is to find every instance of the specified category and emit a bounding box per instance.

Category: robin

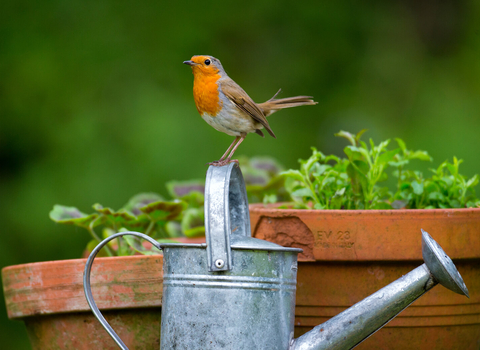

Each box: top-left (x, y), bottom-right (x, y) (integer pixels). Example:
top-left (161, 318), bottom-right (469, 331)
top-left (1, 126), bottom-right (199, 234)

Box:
top-left (184, 55), bottom-right (317, 166)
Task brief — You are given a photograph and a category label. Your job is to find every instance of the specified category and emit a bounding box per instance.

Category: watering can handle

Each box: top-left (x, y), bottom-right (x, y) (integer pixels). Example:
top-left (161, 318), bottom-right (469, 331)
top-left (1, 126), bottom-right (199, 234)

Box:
top-left (204, 163), bottom-right (251, 272)
top-left (83, 231), bottom-right (162, 350)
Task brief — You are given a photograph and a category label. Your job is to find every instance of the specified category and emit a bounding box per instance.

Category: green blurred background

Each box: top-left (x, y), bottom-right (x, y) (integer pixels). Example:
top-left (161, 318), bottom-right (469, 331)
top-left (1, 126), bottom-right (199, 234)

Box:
top-left (1, 0), bottom-right (479, 348)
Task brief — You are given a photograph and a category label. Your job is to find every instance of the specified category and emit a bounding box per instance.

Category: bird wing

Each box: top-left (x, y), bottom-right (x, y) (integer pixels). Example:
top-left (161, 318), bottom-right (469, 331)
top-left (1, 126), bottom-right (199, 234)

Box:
top-left (220, 79), bottom-right (276, 138)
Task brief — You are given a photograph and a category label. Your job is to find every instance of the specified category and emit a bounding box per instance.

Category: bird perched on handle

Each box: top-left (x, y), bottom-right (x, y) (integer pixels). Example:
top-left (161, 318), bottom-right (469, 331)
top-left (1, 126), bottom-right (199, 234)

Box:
top-left (184, 55), bottom-right (317, 166)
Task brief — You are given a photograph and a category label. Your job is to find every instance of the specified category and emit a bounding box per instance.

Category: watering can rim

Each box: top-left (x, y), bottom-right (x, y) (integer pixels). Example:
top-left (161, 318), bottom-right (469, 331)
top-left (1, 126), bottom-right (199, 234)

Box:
top-left (159, 236), bottom-right (303, 253)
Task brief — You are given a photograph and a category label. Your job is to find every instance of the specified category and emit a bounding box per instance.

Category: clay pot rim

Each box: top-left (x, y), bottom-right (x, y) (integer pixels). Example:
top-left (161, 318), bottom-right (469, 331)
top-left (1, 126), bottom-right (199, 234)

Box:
top-left (249, 203), bottom-right (480, 262)
top-left (249, 202), bottom-right (480, 216)
top-left (2, 254), bottom-right (165, 319)
top-left (2, 254), bottom-right (163, 273)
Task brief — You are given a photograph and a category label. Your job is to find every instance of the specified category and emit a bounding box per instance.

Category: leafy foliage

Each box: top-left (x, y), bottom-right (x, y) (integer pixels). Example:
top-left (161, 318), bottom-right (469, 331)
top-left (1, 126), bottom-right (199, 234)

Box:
top-left (49, 156), bottom-right (286, 256)
top-left (282, 130), bottom-right (480, 210)
top-left (50, 182), bottom-right (204, 256)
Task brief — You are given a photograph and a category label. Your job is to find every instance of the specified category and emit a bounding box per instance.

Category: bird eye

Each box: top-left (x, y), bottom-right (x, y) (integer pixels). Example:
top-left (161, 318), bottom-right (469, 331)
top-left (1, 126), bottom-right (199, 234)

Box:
top-left (204, 59), bottom-right (211, 66)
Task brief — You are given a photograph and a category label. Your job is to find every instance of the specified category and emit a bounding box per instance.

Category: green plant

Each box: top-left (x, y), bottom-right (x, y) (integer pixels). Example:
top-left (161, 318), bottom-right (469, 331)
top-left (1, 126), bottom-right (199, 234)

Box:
top-left (49, 156), bottom-right (286, 256)
top-left (50, 181), bottom-right (205, 256)
top-left (282, 130), bottom-right (480, 210)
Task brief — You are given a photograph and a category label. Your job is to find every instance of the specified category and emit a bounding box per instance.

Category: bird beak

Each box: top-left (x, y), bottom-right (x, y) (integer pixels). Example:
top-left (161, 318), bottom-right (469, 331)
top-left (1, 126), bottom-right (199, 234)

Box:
top-left (183, 60), bottom-right (196, 66)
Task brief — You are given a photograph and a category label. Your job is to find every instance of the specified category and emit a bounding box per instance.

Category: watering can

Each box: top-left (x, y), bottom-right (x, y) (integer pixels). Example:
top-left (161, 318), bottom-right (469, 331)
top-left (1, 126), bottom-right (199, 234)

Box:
top-left (84, 163), bottom-right (469, 350)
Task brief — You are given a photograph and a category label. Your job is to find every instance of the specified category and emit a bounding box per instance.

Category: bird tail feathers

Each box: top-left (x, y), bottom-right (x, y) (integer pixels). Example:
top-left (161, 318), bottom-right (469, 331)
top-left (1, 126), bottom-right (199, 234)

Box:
top-left (258, 89), bottom-right (317, 117)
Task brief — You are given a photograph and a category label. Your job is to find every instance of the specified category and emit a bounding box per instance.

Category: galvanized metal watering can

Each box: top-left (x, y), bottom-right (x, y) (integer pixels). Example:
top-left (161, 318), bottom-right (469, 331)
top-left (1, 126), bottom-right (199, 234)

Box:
top-left (84, 163), bottom-right (469, 350)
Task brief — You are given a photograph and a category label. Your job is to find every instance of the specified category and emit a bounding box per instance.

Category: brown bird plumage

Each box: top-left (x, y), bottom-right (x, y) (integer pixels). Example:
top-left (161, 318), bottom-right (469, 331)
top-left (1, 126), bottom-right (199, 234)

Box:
top-left (184, 55), bottom-right (317, 166)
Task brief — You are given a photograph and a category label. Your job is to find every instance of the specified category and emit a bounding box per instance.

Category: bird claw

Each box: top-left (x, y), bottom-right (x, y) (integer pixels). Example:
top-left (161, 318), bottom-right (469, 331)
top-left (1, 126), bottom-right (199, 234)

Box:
top-left (207, 159), bottom-right (239, 167)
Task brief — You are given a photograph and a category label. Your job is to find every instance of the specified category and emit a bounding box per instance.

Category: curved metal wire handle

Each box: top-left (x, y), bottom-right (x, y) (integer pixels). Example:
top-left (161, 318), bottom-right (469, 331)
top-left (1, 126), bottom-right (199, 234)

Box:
top-left (83, 231), bottom-right (162, 350)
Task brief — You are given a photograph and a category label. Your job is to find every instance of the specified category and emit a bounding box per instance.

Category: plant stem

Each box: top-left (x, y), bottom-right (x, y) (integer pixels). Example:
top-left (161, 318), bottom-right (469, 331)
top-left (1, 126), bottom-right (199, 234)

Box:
top-left (88, 226), bottom-right (114, 257)
top-left (145, 221), bottom-right (156, 237)
top-left (397, 166), bottom-right (403, 194)
top-left (306, 177), bottom-right (321, 208)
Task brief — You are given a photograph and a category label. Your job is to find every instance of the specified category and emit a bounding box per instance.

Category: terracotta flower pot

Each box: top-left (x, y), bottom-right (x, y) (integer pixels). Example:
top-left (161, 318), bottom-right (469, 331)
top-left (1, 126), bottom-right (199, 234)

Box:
top-left (249, 204), bottom-right (480, 350)
top-left (2, 255), bottom-right (164, 350)
top-left (2, 236), bottom-right (206, 349)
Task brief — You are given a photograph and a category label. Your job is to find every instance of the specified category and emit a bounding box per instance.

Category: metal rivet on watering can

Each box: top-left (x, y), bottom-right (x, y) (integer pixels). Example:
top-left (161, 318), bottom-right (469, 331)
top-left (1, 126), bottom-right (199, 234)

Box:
top-left (83, 163), bottom-right (469, 350)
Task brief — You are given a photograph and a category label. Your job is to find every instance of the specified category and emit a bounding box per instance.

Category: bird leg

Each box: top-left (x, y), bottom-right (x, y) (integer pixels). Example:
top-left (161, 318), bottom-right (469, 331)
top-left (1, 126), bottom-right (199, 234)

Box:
top-left (209, 134), bottom-right (246, 166)
top-left (219, 136), bottom-right (241, 161)
top-left (224, 133), bottom-right (246, 161)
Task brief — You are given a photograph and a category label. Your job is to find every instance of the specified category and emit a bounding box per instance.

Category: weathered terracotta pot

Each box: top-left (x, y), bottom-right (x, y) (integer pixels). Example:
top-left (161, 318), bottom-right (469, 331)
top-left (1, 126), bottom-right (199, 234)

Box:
top-left (249, 204), bottom-right (480, 350)
top-left (2, 255), bottom-right (164, 349)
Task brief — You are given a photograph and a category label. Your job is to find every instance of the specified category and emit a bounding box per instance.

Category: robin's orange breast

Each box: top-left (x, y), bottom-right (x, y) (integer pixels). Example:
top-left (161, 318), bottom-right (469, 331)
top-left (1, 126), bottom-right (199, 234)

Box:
top-left (193, 72), bottom-right (223, 117)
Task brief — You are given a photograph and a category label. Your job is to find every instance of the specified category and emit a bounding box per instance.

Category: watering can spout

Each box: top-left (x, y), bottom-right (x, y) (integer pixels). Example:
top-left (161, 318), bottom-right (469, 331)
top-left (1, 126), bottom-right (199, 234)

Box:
top-left (290, 229), bottom-right (469, 350)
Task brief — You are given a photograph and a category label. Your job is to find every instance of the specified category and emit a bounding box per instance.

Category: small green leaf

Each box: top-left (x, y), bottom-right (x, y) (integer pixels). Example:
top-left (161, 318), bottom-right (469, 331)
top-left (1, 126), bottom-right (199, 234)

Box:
top-left (466, 175), bottom-right (479, 189)
top-left (330, 187), bottom-right (346, 209)
top-left (123, 235), bottom-right (162, 255)
top-left (49, 205), bottom-right (100, 229)
top-left (347, 162), bottom-right (365, 192)
top-left (291, 188), bottom-right (314, 198)
top-left (425, 182), bottom-right (440, 193)
top-left (334, 187), bottom-right (346, 196)
top-left (302, 148), bottom-right (324, 173)
top-left (313, 164), bottom-right (330, 177)
top-left (320, 176), bottom-right (336, 188)
top-left (181, 208), bottom-right (204, 233)
top-left (344, 146), bottom-right (368, 162)
top-left (389, 160), bottom-right (409, 168)
top-left (280, 169), bottom-right (305, 182)
top-left (351, 159), bottom-right (370, 176)
top-left (50, 205), bottom-right (85, 221)
top-left (395, 138), bottom-right (406, 151)
top-left (140, 200), bottom-right (187, 222)
top-left (445, 162), bottom-right (457, 176)
top-left (411, 181), bottom-right (424, 195)
top-left (335, 130), bottom-right (356, 146)
top-left (263, 194), bottom-right (278, 204)
top-left (428, 191), bottom-right (445, 201)
top-left (166, 180), bottom-right (205, 199)
top-left (102, 227), bottom-right (116, 239)
top-left (93, 204), bottom-right (140, 229)
top-left (377, 148), bottom-right (400, 165)
top-left (410, 150), bottom-right (432, 161)
top-left (442, 177), bottom-right (454, 187)
top-left (324, 154), bottom-right (341, 163)
top-left (448, 199), bottom-right (462, 208)
top-left (466, 200), bottom-right (480, 208)
top-left (176, 191), bottom-right (205, 208)
top-left (123, 193), bottom-right (164, 216)
top-left (355, 129), bottom-right (368, 141)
